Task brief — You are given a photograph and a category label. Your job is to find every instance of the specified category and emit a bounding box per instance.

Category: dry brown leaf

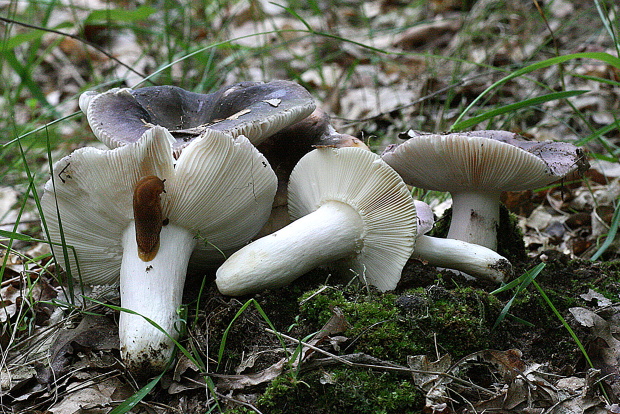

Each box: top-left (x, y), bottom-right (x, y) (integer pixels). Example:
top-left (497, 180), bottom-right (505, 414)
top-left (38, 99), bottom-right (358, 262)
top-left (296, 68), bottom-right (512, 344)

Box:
top-left (393, 18), bottom-right (462, 50)
top-left (36, 314), bottom-right (119, 385)
top-left (569, 307), bottom-right (620, 398)
top-left (48, 377), bottom-right (128, 414)
top-left (407, 353), bottom-right (453, 410)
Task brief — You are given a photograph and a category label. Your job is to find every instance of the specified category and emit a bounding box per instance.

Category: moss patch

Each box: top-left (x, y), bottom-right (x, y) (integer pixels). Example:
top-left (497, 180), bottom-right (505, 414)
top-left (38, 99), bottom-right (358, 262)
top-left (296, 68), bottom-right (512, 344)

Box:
top-left (299, 285), bottom-right (511, 363)
top-left (252, 369), bottom-right (422, 414)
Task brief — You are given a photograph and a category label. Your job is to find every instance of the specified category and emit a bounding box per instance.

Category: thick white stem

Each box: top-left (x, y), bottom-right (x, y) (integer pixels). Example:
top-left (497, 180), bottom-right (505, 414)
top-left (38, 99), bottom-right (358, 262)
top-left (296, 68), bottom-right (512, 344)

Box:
top-left (216, 201), bottom-right (364, 296)
top-left (412, 235), bottom-right (511, 282)
top-left (119, 222), bottom-right (196, 375)
top-left (447, 191), bottom-right (502, 251)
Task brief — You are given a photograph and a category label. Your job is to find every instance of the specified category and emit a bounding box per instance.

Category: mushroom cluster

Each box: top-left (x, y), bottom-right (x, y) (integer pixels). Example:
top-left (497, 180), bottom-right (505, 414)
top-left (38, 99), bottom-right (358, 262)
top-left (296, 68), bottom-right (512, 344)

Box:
top-left (43, 77), bottom-right (588, 377)
top-left (216, 146), bottom-right (418, 295)
top-left (43, 80), bottom-right (371, 376)
top-left (216, 146), bottom-right (514, 296)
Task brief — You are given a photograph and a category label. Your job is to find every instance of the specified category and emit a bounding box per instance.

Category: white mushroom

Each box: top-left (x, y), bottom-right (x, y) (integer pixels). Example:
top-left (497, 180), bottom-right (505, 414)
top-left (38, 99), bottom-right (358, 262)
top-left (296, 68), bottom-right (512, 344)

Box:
top-left (41, 126), bottom-right (277, 375)
top-left (382, 130), bottom-right (587, 251)
top-left (216, 147), bottom-right (417, 296)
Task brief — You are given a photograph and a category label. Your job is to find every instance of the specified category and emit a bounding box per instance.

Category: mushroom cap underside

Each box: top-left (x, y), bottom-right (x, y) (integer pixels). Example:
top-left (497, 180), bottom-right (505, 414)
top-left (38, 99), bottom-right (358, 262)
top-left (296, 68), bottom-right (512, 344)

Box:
top-left (41, 126), bottom-right (277, 285)
top-left (382, 132), bottom-right (584, 193)
top-left (288, 147), bottom-right (417, 291)
top-left (82, 80), bottom-right (316, 154)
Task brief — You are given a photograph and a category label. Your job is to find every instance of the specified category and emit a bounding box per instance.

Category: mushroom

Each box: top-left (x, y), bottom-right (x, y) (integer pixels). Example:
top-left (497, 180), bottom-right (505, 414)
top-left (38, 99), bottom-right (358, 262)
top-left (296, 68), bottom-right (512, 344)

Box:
top-left (216, 146), bottom-right (417, 296)
top-left (411, 200), bottom-right (511, 282)
top-left (80, 80), bottom-right (369, 236)
top-left (41, 126), bottom-right (277, 375)
top-left (79, 80), bottom-right (316, 156)
top-left (382, 130), bottom-right (588, 251)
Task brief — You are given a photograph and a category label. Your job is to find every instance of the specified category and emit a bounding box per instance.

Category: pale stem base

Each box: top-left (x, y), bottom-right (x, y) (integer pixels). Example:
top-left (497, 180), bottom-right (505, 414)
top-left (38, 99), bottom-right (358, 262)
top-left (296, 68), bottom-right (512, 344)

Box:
top-left (119, 222), bottom-right (197, 375)
top-left (413, 234), bottom-right (510, 282)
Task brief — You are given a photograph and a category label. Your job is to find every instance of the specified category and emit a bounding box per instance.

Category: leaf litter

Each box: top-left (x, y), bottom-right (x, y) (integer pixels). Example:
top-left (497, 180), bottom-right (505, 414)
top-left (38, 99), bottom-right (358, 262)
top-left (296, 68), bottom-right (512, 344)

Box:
top-left (2, 0), bottom-right (620, 412)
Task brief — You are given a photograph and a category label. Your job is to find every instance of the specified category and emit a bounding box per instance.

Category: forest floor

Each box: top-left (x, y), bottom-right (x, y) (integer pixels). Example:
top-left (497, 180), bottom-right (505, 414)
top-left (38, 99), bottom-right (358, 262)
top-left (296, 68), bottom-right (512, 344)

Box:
top-left (1, 0), bottom-right (620, 412)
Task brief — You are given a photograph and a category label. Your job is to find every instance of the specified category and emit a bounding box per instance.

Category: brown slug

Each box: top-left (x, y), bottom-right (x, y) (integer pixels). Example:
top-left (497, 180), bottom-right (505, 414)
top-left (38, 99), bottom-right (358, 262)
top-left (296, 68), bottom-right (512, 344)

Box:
top-left (133, 175), bottom-right (166, 262)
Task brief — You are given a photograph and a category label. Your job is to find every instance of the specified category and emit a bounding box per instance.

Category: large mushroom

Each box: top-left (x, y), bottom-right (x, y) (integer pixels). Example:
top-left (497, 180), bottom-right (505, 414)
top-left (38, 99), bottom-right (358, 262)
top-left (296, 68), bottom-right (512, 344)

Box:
top-left (41, 126), bottom-right (277, 375)
top-left (382, 130), bottom-right (588, 251)
top-left (79, 80), bottom-right (317, 156)
top-left (216, 146), bottom-right (417, 296)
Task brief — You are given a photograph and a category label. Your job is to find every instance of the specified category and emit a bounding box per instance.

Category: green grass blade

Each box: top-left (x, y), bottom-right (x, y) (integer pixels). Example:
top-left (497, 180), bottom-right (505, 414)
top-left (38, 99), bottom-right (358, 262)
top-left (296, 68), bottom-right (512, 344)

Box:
top-left (491, 262), bottom-right (545, 295)
top-left (0, 229), bottom-right (37, 242)
top-left (590, 201), bottom-right (620, 261)
top-left (451, 90), bottom-right (588, 131)
top-left (531, 280), bottom-right (594, 368)
top-left (217, 298), bottom-right (287, 367)
top-left (492, 263), bottom-right (545, 328)
top-left (575, 118), bottom-right (620, 147)
top-left (107, 364), bottom-right (168, 414)
top-left (85, 6), bottom-right (157, 24)
top-left (449, 52), bottom-right (620, 132)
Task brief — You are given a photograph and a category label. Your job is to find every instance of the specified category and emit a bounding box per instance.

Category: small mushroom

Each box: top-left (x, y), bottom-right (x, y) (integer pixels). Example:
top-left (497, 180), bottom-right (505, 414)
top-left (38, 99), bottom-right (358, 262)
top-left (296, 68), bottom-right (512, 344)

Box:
top-left (382, 130), bottom-right (588, 251)
top-left (411, 200), bottom-right (511, 282)
top-left (216, 146), bottom-right (417, 296)
top-left (79, 80), bottom-right (316, 156)
top-left (41, 126), bottom-right (277, 375)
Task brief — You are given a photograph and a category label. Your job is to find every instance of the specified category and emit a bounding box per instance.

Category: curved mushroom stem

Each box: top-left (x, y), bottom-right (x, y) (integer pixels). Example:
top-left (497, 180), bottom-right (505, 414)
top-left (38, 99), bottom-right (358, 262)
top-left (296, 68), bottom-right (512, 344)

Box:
top-left (119, 222), bottom-right (197, 375)
top-left (412, 235), bottom-right (511, 282)
top-left (447, 190), bottom-right (501, 251)
top-left (216, 201), bottom-right (364, 296)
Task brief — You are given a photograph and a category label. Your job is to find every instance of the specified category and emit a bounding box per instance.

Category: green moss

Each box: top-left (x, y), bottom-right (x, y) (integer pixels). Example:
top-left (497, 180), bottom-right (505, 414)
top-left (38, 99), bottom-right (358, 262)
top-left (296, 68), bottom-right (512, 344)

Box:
top-left (299, 285), bottom-right (509, 363)
top-left (254, 369), bottom-right (423, 414)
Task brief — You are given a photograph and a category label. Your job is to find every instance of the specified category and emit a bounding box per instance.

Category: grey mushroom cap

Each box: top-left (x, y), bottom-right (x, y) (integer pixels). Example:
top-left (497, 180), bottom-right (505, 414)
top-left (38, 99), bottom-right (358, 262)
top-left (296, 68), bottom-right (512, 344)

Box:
top-left (385, 130), bottom-right (588, 191)
top-left (80, 80), bottom-right (316, 155)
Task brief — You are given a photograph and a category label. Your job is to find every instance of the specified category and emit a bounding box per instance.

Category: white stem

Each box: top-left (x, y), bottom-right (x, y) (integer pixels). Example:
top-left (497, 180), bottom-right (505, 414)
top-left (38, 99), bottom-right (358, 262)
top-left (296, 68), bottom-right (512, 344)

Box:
top-left (447, 191), bottom-right (502, 251)
top-left (412, 235), bottom-right (510, 282)
top-left (119, 222), bottom-right (197, 375)
top-left (216, 201), bottom-right (364, 296)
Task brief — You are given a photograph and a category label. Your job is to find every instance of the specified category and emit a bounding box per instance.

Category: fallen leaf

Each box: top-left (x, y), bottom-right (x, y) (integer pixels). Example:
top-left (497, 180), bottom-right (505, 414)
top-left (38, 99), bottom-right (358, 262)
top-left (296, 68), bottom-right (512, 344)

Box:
top-left (407, 353), bottom-right (453, 410)
top-left (263, 98), bottom-right (281, 107)
top-left (569, 307), bottom-right (620, 398)
top-left (579, 289), bottom-right (613, 308)
top-left (226, 108), bottom-right (252, 121)
top-left (393, 18), bottom-right (462, 50)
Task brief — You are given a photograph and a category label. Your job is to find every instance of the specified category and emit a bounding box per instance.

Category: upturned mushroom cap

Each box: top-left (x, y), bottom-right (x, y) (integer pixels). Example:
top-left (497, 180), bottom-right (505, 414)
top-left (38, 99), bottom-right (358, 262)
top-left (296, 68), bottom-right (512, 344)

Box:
top-left (216, 147), bottom-right (417, 295)
top-left (41, 126), bottom-right (277, 285)
top-left (382, 130), bottom-right (586, 193)
top-left (80, 80), bottom-right (316, 155)
top-left (289, 148), bottom-right (417, 290)
top-left (42, 126), bottom-right (277, 375)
